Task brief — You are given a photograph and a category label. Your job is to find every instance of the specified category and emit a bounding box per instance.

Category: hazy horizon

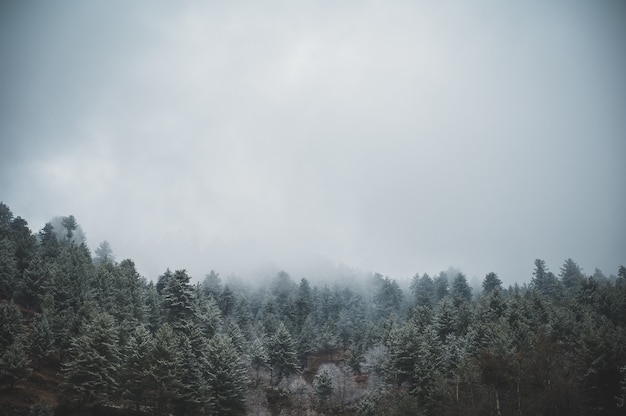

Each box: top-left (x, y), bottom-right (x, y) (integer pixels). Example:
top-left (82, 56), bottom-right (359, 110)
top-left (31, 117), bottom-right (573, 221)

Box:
top-left (2, 0), bottom-right (625, 285)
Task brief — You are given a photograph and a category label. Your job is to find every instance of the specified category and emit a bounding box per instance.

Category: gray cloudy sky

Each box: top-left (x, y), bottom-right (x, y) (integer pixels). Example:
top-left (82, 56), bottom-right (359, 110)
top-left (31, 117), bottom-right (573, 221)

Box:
top-left (1, 0), bottom-right (625, 285)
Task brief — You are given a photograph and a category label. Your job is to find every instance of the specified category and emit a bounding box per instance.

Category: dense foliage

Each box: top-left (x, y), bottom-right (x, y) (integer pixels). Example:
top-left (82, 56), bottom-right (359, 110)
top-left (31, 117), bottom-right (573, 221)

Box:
top-left (0, 201), bottom-right (625, 415)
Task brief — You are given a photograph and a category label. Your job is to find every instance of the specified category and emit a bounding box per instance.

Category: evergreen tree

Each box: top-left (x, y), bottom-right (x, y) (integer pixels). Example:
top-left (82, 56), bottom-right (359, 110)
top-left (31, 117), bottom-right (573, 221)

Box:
top-left (156, 268), bottom-right (172, 294)
top-left (162, 269), bottom-right (196, 332)
top-left (207, 333), bottom-right (248, 415)
top-left (374, 275), bottom-right (403, 318)
top-left (313, 367), bottom-right (334, 409)
top-left (0, 338), bottom-right (32, 389)
top-left (451, 272), bottom-right (472, 306)
top-left (294, 278), bottom-right (312, 330)
top-left (387, 321), bottom-right (421, 387)
top-left (147, 324), bottom-right (182, 415)
top-left (173, 335), bottom-right (207, 416)
top-left (120, 325), bottom-right (153, 412)
top-left (0, 237), bottom-right (17, 300)
top-left (267, 322), bottom-right (299, 385)
top-left (559, 258), bottom-right (585, 293)
top-left (93, 240), bottom-right (114, 265)
top-left (195, 292), bottom-right (222, 339)
top-left (201, 270), bottom-right (222, 299)
top-left (30, 313), bottom-right (55, 369)
top-left (37, 223), bottom-right (59, 260)
top-left (531, 259), bottom-right (559, 296)
top-left (412, 273), bottom-right (435, 308)
top-left (249, 337), bottom-right (269, 385)
top-left (0, 301), bottom-right (24, 349)
top-left (61, 311), bottom-right (121, 406)
top-left (482, 272), bottom-right (502, 294)
top-left (433, 272), bottom-right (449, 303)
top-left (434, 297), bottom-right (457, 343)
top-left (413, 327), bottom-right (445, 415)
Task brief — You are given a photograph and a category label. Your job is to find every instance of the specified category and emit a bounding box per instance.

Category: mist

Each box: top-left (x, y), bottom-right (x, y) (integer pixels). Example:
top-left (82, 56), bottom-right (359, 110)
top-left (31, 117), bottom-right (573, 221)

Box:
top-left (1, 0), bottom-right (624, 285)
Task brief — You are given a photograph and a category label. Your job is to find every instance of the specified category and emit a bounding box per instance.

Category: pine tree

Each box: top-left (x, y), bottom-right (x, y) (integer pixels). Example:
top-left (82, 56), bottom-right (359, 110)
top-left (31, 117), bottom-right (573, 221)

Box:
top-left (482, 272), bottom-right (502, 294)
top-left (434, 272), bottom-right (450, 303)
top-left (147, 324), bottom-right (182, 416)
top-left (531, 259), bottom-right (559, 297)
top-left (0, 237), bottom-right (17, 300)
top-left (30, 313), bottom-right (55, 369)
top-left (0, 301), bottom-right (24, 349)
top-left (249, 337), bottom-right (270, 385)
top-left (559, 258), bottom-right (585, 293)
top-left (120, 325), bottom-right (153, 412)
top-left (0, 338), bottom-right (32, 389)
top-left (162, 269), bottom-right (196, 332)
top-left (60, 311), bottom-right (120, 406)
top-left (37, 223), bottom-right (60, 260)
top-left (412, 273), bottom-right (435, 308)
top-left (313, 367), bottom-right (334, 409)
top-left (207, 333), bottom-right (248, 416)
top-left (173, 335), bottom-right (206, 416)
top-left (451, 273), bottom-right (472, 307)
top-left (267, 322), bottom-right (299, 385)
top-left (387, 321), bottom-right (421, 387)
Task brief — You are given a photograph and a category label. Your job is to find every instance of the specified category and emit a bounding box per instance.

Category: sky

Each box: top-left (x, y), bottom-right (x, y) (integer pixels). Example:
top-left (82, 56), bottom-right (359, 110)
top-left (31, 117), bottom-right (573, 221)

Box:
top-left (1, 0), bottom-right (625, 286)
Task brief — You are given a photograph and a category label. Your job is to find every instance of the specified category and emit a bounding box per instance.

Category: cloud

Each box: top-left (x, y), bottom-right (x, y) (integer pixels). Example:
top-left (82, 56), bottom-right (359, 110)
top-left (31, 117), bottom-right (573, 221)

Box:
top-left (1, 0), bottom-right (625, 283)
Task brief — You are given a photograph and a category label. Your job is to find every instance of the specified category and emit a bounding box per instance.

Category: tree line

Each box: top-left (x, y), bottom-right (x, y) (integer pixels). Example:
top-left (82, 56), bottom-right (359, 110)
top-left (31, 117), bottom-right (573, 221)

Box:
top-left (0, 201), bottom-right (625, 415)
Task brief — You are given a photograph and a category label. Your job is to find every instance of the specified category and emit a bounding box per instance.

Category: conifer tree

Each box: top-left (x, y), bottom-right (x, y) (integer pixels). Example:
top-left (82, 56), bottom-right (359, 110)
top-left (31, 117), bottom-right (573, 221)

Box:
top-left (249, 337), bottom-right (269, 385)
top-left (314, 367), bottom-right (334, 409)
top-left (0, 237), bottom-right (17, 300)
top-left (61, 311), bottom-right (120, 406)
top-left (0, 301), bottom-right (23, 349)
top-left (0, 338), bottom-right (32, 389)
top-left (482, 272), bottom-right (502, 294)
top-left (147, 324), bottom-right (182, 415)
top-left (207, 333), bottom-right (248, 415)
top-left (30, 313), bottom-right (55, 369)
top-left (162, 269), bottom-right (196, 332)
top-left (173, 335), bottom-right (207, 416)
top-left (451, 273), bottom-right (472, 307)
top-left (120, 325), bottom-right (153, 412)
top-left (267, 322), bottom-right (299, 385)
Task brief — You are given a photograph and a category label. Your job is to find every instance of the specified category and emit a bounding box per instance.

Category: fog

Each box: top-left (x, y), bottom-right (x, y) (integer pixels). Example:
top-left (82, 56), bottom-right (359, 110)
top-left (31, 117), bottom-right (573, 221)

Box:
top-left (1, 0), bottom-right (625, 284)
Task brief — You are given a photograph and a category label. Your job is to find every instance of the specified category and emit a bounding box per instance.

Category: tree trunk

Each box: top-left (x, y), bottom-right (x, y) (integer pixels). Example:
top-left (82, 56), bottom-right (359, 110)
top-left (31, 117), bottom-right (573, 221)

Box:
top-left (495, 388), bottom-right (502, 416)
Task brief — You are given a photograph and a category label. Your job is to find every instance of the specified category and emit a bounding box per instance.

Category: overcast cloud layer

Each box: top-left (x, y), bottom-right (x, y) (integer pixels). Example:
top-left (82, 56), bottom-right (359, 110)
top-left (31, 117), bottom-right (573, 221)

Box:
top-left (1, 0), bottom-right (625, 284)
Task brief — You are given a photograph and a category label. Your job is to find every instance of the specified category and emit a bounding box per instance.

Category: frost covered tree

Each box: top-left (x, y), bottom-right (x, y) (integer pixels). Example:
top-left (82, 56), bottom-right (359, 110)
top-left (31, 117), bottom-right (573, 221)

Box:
top-left (207, 333), bottom-right (247, 416)
top-left (61, 311), bottom-right (120, 406)
top-left (267, 322), bottom-right (299, 385)
top-left (120, 325), bottom-right (153, 411)
top-left (0, 338), bottom-right (32, 389)
top-left (29, 313), bottom-right (55, 369)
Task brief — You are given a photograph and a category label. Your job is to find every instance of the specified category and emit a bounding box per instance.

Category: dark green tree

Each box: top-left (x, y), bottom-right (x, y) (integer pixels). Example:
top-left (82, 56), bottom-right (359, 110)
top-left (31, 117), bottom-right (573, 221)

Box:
top-left (559, 258), bottom-right (585, 293)
top-left (451, 273), bottom-right (472, 306)
top-left (0, 338), bottom-right (32, 389)
top-left (29, 313), bottom-right (55, 369)
top-left (482, 272), bottom-right (502, 294)
top-left (120, 325), bottom-right (153, 412)
top-left (207, 333), bottom-right (248, 415)
top-left (147, 324), bottom-right (182, 415)
top-left (313, 367), bottom-right (334, 409)
top-left (267, 322), bottom-right (299, 385)
top-left (433, 272), bottom-right (449, 303)
top-left (531, 259), bottom-right (559, 296)
top-left (412, 273), bottom-right (435, 308)
top-left (61, 311), bottom-right (121, 406)
top-left (0, 237), bottom-right (17, 300)
top-left (162, 269), bottom-right (196, 332)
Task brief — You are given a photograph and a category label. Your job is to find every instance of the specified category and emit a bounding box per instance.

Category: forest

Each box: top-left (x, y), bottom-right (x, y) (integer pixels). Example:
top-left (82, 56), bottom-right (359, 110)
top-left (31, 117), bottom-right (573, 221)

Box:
top-left (0, 201), bottom-right (625, 416)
